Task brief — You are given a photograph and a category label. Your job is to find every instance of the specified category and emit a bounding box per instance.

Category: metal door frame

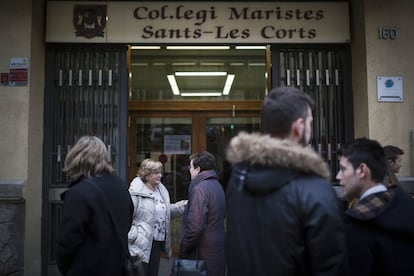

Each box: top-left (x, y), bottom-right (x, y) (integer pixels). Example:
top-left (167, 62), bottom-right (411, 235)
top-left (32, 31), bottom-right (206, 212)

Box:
top-left (271, 44), bottom-right (354, 179)
top-left (42, 44), bottom-right (128, 275)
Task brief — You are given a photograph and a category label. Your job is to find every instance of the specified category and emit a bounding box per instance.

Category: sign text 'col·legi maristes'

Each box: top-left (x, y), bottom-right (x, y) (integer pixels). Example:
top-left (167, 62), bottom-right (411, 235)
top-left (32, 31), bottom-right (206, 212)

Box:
top-left (46, 1), bottom-right (350, 44)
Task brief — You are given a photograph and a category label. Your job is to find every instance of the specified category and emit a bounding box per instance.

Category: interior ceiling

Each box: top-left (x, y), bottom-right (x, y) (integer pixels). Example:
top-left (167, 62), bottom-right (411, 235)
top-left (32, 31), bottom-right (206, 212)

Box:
top-left (130, 46), bottom-right (267, 100)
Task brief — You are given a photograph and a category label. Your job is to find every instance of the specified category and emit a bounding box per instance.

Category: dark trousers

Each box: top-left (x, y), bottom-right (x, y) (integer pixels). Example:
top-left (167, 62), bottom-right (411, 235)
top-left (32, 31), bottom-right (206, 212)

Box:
top-left (143, 240), bottom-right (165, 276)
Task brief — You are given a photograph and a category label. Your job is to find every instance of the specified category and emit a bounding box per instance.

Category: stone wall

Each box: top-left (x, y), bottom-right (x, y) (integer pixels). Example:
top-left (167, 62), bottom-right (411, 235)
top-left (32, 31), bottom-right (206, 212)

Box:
top-left (0, 180), bottom-right (25, 276)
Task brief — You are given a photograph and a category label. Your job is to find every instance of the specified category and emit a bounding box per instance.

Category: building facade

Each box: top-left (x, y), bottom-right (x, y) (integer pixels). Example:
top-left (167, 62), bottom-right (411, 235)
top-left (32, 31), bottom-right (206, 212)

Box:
top-left (1, 0), bottom-right (413, 275)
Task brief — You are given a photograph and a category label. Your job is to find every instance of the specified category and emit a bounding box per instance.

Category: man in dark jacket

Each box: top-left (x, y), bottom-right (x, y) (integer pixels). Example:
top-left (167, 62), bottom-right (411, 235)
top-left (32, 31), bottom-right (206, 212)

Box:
top-left (336, 138), bottom-right (414, 276)
top-left (226, 87), bottom-right (349, 276)
top-left (56, 136), bottom-right (134, 276)
top-left (180, 151), bottom-right (226, 276)
top-left (383, 144), bottom-right (404, 187)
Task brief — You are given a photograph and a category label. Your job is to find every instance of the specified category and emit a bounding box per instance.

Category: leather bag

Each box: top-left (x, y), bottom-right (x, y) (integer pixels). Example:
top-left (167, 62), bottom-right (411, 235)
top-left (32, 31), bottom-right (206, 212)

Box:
top-left (170, 258), bottom-right (207, 276)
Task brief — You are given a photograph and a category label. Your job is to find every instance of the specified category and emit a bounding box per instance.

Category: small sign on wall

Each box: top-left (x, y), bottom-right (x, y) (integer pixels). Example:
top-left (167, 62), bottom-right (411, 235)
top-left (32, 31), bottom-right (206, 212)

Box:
top-left (9, 57), bottom-right (29, 86)
top-left (377, 76), bottom-right (403, 102)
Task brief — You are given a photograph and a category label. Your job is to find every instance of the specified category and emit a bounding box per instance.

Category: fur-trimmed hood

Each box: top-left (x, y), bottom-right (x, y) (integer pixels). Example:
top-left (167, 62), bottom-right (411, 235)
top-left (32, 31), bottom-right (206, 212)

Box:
top-left (226, 132), bottom-right (330, 180)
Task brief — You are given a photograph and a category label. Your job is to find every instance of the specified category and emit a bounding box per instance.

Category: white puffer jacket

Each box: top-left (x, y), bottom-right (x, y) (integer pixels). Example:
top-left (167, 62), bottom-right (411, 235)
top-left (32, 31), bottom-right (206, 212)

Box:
top-left (127, 177), bottom-right (187, 263)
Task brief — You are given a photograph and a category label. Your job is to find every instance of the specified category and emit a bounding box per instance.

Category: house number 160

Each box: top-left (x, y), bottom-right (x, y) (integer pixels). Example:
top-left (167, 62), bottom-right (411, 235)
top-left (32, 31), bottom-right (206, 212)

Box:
top-left (378, 27), bottom-right (397, 40)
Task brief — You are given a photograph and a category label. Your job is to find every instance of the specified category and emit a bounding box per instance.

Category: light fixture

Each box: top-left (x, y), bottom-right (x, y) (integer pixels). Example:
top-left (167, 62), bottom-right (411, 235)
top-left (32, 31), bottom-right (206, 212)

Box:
top-left (200, 62), bottom-right (225, 66)
top-left (167, 73), bottom-right (235, 97)
top-left (130, 46), bottom-right (161, 50)
top-left (167, 75), bottom-right (180, 95)
top-left (181, 92), bottom-right (222, 97)
top-left (166, 46), bottom-right (230, 50)
top-left (248, 63), bottom-right (266, 66)
top-left (223, 74), bottom-right (235, 95)
top-left (175, 72), bottom-right (227, 76)
top-left (172, 62), bottom-right (197, 66)
top-left (131, 62), bottom-right (148, 66)
top-left (235, 45), bottom-right (266, 50)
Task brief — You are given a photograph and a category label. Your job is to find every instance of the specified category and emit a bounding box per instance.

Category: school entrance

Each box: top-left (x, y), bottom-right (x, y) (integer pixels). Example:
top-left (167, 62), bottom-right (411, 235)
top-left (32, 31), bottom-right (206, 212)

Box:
top-left (43, 44), bottom-right (352, 274)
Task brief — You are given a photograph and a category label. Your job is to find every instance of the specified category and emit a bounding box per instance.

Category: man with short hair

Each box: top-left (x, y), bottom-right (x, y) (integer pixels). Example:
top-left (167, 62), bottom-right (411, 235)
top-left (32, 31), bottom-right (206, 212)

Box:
top-left (180, 151), bottom-right (226, 276)
top-left (383, 144), bottom-right (404, 187)
top-left (226, 86), bottom-right (349, 276)
top-left (337, 138), bottom-right (414, 276)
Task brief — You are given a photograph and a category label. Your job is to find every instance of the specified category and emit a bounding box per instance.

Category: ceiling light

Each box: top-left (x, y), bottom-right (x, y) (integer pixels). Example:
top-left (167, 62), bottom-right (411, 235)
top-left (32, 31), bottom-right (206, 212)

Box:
top-left (131, 46), bottom-right (161, 50)
top-left (172, 62), bottom-right (197, 66)
top-left (131, 62), bottom-right (148, 66)
top-left (167, 75), bottom-right (180, 95)
top-left (181, 92), bottom-right (222, 97)
top-left (175, 72), bottom-right (227, 76)
top-left (223, 74), bottom-right (235, 95)
top-left (235, 46), bottom-right (267, 50)
top-left (248, 63), bottom-right (266, 66)
top-left (166, 46), bottom-right (230, 50)
top-left (167, 73), bottom-right (235, 96)
top-left (200, 62), bottom-right (225, 66)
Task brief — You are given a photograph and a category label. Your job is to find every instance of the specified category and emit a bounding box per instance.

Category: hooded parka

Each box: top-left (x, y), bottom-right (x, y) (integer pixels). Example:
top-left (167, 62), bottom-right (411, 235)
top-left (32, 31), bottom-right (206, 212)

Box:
top-left (226, 132), bottom-right (349, 276)
top-left (128, 176), bottom-right (186, 263)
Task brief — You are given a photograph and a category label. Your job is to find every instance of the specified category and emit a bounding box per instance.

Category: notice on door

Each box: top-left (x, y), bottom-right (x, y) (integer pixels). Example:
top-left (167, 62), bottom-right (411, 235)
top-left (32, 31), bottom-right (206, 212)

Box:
top-left (164, 135), bottom-right (191, 154)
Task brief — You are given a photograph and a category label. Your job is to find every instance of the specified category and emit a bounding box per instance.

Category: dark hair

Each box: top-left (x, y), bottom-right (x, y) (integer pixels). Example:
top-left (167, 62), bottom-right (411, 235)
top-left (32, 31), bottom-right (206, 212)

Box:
top-left (338, 138), bottom-right (387, 183)
top-left (383, 145), bottom-right (404, 161)
top-left (189, 151), bottom-right (216, 172)
top-left (261, 86), bottom-right (315, 137)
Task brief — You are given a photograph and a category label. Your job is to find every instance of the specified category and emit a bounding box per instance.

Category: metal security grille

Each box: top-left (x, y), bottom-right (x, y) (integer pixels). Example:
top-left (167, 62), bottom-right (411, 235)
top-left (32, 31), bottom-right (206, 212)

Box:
top-left (272, 46), bottom-right (354, 180)
top-left (43, 45), bottom-right (127, 273)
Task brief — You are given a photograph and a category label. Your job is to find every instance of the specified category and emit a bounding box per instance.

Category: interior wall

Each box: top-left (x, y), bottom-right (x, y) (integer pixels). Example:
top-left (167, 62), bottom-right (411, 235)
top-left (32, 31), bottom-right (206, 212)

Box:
top-left (363, 0), bottom-right (414, 175)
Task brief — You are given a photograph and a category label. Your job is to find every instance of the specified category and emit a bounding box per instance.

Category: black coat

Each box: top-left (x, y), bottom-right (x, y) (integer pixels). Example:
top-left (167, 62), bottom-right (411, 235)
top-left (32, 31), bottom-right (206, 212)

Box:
top-left (344, 186), bottom-right (414, 276)
top-left (225, 132), bottom-right (349, 276)
top-left (56, 172), bottom-right (133, 276)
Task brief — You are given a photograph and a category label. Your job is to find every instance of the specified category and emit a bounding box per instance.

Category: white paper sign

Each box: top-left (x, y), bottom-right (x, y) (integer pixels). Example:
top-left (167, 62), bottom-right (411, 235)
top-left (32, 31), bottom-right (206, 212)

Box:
top-left (164, 135), bottom-right (191, 154)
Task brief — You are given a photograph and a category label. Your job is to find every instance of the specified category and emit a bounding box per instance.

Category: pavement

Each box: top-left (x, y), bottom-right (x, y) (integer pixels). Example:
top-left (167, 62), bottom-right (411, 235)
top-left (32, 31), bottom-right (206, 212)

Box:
top-left (159, 257), bottom-right (174, 276)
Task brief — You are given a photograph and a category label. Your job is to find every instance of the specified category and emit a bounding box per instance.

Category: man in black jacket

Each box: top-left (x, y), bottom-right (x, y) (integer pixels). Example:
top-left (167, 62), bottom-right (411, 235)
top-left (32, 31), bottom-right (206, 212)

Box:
top-left (226, 87), bottom-right (349, 276)
top-left (337, 138), bottom-right (414, 276)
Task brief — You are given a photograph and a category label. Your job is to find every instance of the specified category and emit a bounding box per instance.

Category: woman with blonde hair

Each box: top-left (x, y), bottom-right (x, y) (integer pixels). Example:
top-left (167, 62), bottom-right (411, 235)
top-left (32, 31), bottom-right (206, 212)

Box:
top-left (56, 136), bottom-right (133, 276)
top-left (128, 158), bottom-right (187, 276)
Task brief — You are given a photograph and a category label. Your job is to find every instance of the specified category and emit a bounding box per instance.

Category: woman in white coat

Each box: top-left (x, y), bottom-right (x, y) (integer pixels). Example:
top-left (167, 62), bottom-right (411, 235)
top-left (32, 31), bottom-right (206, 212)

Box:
top-left (128, 159), bottom-right (187, 276)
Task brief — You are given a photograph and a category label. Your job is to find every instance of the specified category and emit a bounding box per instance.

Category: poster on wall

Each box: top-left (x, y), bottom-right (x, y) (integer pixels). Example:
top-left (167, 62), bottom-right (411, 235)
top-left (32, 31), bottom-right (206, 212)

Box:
top-left (9, 57), bottom-right (29, 86)
top-left (164, 135), bottom-right (191, 154)
top-left (377, 76), bottom-right (403, 102)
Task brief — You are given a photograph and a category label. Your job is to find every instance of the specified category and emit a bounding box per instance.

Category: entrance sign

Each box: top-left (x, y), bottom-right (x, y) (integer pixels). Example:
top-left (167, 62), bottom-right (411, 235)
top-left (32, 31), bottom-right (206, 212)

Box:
top-left (46, 1), bottom-right (350, 43)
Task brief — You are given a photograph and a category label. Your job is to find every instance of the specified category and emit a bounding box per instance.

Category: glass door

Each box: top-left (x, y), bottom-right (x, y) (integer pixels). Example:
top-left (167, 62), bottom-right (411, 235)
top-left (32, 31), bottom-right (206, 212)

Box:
top-left (128, 110), bottom-right (260, 255)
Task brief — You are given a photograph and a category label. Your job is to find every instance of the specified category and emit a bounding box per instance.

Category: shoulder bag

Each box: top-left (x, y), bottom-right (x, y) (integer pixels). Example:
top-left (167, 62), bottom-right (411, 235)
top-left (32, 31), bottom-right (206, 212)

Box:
top-left (170, 198), bottom-right (206, 276)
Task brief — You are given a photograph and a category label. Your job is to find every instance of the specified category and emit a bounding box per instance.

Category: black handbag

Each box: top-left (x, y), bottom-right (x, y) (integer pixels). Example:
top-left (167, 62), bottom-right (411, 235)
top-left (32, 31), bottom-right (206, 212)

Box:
top-left (87, 179), bottom-right (145, 276)
top-left (170, 195), bottom-right (207, 276)
top-left (170, 258), bottom-right (207, 276)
